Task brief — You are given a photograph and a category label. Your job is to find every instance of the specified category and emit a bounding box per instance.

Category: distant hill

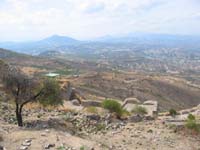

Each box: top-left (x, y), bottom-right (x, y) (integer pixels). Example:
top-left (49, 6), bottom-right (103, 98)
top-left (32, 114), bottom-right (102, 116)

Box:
top-left (0, 35), bottom-right (81, 55)
top-left (40, 35), bottom-right (79, 45)
top-left (94, 33), bottom-right (200, 49)
top-left (0, 48), bottom-right (27, 59)
top-left (0, 33), bottom-right (200, 56)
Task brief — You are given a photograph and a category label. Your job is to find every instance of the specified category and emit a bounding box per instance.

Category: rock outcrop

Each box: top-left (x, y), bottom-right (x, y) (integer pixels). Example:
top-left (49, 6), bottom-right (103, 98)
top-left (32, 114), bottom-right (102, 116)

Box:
top-left (142, 100), bottom-right (158, 117)
top-left (122, 97), bottom-right (141, 112)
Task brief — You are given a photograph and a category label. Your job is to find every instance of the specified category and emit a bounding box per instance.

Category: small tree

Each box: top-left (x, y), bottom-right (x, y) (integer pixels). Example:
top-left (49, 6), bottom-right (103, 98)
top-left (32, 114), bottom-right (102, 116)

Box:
top-left (0, 62), bottom-right (62, 126)
top-left (169, 108), bottom-right (177, 117)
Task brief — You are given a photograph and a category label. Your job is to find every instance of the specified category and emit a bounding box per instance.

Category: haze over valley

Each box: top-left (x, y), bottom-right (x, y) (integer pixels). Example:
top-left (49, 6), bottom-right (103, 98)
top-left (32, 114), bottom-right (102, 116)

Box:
top-left (0, 0), bottom-right (200, 150)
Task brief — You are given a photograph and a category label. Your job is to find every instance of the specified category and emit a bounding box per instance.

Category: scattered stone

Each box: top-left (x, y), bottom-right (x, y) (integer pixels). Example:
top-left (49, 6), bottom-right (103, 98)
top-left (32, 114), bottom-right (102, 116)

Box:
top-left (20, 139), bottom-right (32, 149)
top-left (22, 142), bottom-right (31, 147)
top-left (129, 115), bottom-right (143, 123)
top-left (145, 116), bottom-right (154, 121)
top-left (45, 129), bottom-right (50, 133)
top-left (82, 100), bottom-right (102, 107)
top-left (41, 133), bottom-right (46, 136)
top-left (147, 129), bottom-right (153, 133)
top-left (71, 99), bottom-right (81, 106)
top-left (19, 146), bottom-right (28, 150)
top-left (86, 114), bottom-right (101, 121)
top-left (44, 144), bottom-right (55, 149)
top-left (24, 139), bottom-right (32, 143)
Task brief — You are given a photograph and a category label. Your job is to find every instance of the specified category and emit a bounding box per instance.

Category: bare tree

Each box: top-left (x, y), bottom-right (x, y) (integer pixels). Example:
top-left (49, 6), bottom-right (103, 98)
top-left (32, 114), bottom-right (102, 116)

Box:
top-left (0, 61), bottom-right (62, 126)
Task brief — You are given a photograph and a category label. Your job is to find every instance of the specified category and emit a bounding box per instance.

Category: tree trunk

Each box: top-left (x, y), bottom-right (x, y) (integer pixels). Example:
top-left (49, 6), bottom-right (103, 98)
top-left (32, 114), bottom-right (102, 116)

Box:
top-left (16, 103), bottom-right (23, 127)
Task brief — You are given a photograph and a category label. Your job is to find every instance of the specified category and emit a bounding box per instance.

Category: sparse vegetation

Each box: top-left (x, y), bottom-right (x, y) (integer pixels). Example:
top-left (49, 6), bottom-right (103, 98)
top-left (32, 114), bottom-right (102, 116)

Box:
top-left (187, 113), bottom-right (196, 120)
top-left (102, 99), bottom-right (123, 116)
top-left (57, 146), bottom-right (67, 150)
top-left (80, 145), bottom-right (90, 150)
top-left (132, 105), bottom-right (147, 115)
top-left (185, 114), bottom-right (200, 133)
top-left (0, 62), bottom-right (63, 126)
top-left (80, 146), bottom-right (85, 150)
top-left (121, 109), bottom-right (131, 117)
top-left (86, 106), bottom-right (98, 114)
top-left (96, 123), bottom-right (106, 131)
top-left (79, 145), bottom-right (90, 150)
top-left (169, 109), bottom-right (177, 117)
top-left (39, 79), bottom-right (62, 107)
top-left (55, 69), bottom-right (73, 76)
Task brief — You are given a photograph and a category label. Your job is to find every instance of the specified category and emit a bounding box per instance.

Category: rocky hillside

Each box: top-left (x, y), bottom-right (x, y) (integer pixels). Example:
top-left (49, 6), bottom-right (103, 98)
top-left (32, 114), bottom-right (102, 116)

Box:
top-left (0, 101), bottom-right (200, 150)
top-left (76, 72), bottom-right (200, 111)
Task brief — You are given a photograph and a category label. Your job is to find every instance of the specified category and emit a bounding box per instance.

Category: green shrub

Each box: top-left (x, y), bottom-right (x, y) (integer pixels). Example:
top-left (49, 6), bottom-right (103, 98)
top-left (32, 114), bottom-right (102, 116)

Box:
top-left (80, 147), bottom-right (84, 150)
top-left (96, 123), bottom-right (106, 131)
top-left (169, 109), bottom-right (177, 117)
top-left (80, 146), bottom-right (88, 150)
top-left (102, 99), bottom-right (123, 116)
top-left (39, 79), bottom-right (63, 107)
top-left (185, 114), bottom-right (200, 133)
top-left (121, 109), bottom-right (131, 117)
top-left (132, 105), bottom-right (147, 115)
top-left (57, 146), bottom-right (66, 150)
top-left (187, 114), bottom-right (195, 120)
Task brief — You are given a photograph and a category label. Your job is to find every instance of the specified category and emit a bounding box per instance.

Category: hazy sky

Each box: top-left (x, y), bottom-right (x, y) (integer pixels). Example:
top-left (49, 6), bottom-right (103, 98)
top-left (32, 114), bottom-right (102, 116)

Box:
top-left (0, 0), bottom-right (200, 41)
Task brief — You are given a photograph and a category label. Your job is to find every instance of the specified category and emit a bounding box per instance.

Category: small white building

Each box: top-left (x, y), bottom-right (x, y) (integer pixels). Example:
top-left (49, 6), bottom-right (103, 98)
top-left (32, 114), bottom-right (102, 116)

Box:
top-left (45, 73), bottom-right (60, 78)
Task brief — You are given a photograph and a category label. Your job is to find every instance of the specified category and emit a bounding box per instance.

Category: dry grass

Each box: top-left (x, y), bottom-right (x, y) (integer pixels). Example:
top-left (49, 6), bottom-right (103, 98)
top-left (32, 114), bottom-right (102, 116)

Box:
top-left (25, 102), bottom-right (57, 111)
top-left (58, 107), bottom-right (77, 113)
top-left (24, 103), bottom-right (43, 109)
top-left (85, 106), bottom-right (98, 114)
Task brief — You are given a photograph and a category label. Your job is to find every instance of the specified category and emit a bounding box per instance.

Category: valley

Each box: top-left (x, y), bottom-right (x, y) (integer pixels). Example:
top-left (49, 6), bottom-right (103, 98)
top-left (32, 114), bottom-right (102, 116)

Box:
top-left (0, 34), bottom-right (200, 150)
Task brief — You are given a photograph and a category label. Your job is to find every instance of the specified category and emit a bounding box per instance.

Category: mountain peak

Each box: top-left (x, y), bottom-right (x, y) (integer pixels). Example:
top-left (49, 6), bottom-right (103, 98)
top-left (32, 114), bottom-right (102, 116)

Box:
top-left (44, 34), bottom-right (78, 41)
top-left (40, 35), bottom-right (79, 46)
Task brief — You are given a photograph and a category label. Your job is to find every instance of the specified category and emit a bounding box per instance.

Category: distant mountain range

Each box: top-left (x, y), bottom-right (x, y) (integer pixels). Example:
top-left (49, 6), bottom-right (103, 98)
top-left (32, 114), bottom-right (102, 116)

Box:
top-left (0, 33), bottom-right (200, 55)
top-left (0, 35), bottom-right (80, 55)
top-left (0, 48), bottom-right (27, 59)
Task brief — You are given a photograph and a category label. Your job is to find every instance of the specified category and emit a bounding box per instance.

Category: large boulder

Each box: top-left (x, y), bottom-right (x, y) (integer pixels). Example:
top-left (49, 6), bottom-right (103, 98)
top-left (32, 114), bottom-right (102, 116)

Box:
top-left (122, 98), bottom-right (140, 112)
top-left (123, 98), bottom-right (140, 106)
top-left (142, 100), bottom-right (158, 117)
top-left (71, 99), bottom-right (81, 106)
top-left (129, 114), bottom-right (143, 123)
top-left (62, 82), bottom-right (84, 103)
